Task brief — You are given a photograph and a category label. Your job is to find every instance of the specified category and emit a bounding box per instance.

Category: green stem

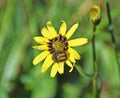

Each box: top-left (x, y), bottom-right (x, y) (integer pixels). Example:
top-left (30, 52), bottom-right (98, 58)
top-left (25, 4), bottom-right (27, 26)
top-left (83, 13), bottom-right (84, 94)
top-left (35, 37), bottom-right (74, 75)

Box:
top-left (106, 0), bottom-right (120, 78)
top-left (92, 25), bottom-right (97, 74)
top-left (92, 24), bottom-right (98, 98)
top-left (75, 65), bottom-right (94, 78)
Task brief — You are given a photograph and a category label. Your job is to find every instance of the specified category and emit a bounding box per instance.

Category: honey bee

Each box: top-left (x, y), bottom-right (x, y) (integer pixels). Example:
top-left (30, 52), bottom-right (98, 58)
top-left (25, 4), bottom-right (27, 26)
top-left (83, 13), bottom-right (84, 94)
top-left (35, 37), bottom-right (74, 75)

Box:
top-left (52, 51), bottom-right (67, 62)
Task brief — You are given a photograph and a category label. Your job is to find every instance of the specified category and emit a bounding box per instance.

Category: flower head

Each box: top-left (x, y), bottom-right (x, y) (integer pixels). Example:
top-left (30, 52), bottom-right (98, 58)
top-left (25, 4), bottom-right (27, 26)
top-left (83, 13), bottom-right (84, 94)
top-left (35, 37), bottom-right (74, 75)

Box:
top-left (32, 20), bottom-right (88, 77)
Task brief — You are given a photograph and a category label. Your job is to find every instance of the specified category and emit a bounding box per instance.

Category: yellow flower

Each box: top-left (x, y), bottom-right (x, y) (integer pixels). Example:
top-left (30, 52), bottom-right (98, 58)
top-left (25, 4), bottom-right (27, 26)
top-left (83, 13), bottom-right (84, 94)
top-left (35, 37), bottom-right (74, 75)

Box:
top-left (32, 20), bottom-right (88, 77)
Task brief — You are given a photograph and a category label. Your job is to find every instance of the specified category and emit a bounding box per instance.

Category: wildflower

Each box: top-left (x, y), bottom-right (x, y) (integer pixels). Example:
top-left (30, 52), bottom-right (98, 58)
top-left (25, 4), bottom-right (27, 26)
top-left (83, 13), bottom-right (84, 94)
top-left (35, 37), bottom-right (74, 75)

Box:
top-left (32, 20), bottom-right (88, 77)
top-left (90, 5), bottom-right (101, 25)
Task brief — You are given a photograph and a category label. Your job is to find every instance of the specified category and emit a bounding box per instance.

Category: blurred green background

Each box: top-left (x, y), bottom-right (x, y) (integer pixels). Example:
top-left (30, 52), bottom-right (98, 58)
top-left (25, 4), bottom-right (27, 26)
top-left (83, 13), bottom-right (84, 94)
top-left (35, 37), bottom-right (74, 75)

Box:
top-left (0, 0), bottom-right (120, 98)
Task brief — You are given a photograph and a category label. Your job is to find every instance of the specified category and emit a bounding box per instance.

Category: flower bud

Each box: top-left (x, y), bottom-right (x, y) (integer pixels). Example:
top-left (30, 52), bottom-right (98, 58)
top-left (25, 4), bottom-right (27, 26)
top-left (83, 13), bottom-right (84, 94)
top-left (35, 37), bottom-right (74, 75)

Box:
top-left (90, 5), bottom-right (101, 25)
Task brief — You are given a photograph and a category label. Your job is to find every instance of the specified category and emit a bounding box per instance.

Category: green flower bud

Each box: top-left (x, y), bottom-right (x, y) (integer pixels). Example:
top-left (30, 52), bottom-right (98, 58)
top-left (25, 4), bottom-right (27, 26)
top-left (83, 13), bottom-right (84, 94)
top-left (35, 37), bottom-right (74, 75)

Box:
top-left (90, 5), bottom-right (102, 25)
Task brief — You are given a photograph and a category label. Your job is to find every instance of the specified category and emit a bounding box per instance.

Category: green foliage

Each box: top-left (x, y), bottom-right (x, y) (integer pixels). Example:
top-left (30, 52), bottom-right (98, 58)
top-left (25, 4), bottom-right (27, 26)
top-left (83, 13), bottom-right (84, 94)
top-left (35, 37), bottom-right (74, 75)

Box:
top-left (0, 0), bottom-right (120, 98)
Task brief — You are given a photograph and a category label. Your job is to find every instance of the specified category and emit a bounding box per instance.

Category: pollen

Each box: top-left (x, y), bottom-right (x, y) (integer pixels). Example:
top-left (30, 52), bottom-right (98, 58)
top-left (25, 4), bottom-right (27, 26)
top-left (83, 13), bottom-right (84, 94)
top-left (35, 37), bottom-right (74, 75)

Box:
top-left (48, 34), bottom-right (68, 53)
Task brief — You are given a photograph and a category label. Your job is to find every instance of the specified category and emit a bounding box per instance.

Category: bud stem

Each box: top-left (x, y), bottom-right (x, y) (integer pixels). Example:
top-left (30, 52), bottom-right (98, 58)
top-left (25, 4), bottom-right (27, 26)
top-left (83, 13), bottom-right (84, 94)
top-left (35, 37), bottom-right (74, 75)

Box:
top-left (92, 24), bottom-right (99, 98)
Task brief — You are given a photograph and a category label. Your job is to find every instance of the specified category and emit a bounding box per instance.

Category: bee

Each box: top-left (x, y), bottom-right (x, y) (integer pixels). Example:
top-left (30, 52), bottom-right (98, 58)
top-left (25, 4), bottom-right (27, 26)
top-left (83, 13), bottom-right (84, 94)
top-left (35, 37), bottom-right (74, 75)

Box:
top-left (52, 51), bottom-right (67, 62)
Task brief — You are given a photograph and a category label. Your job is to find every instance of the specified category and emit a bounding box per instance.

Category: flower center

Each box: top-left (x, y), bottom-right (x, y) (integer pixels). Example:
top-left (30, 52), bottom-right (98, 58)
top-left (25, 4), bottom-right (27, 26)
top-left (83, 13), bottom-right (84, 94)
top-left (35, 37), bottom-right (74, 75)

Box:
top-left (48, 34), bottom-right (68, 62)
top-left (52, 40), bottom-right (64, 51)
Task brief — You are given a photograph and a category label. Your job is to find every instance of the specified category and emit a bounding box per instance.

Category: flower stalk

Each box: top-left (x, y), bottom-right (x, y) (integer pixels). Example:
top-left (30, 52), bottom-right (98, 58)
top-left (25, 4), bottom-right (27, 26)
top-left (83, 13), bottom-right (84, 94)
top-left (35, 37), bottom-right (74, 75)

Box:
top-left (92, 24), bottom-right (98, 98)
top-left (90, 5), bottom-right (102, 98)
top-left (75, 65), bottom-right (94, 78)
top-left (105, 0), bottom-right (120, 79)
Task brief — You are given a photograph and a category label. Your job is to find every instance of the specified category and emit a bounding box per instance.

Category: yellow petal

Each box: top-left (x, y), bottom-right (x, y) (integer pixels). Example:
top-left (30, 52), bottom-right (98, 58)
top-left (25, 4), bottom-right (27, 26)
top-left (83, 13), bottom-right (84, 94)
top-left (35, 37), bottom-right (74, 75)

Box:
top-left (59, 20), bottom-right (67, 36)
top-left (47, 21), bottom-right (57, 37)
top-left (41, 54), bottom-right (54, 73)
top-left (41, 27), bottom-right (53, 39)
top-left (33, 37), bottom-right (49, 44)
top-left (50, 63), bottom-right (58, 77)
top-left (58, 62), bottom-right (64, 74)
top-left (32, 45), bottom-right (48, 50)
top-left (65, 23), bottom-right (78, 39)
top-left (32, 51), bottom-right (49, 65)
top-left (68, 38), bottom-right (88, 47)
top-left (68, 53), bottom-right (76, 64)
top-left (69, 56), bottom-right (76, 64)
top-left (68, 47), bottom-right (81, 60)
top-left (66, 60), bottom-right (73, 72)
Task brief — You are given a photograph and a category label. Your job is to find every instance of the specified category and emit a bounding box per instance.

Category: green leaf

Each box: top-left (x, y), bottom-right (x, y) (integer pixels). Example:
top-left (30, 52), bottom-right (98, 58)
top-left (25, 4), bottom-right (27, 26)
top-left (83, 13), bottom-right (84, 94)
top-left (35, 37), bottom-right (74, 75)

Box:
top-left (75, 65), bottom-right (94, 78)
